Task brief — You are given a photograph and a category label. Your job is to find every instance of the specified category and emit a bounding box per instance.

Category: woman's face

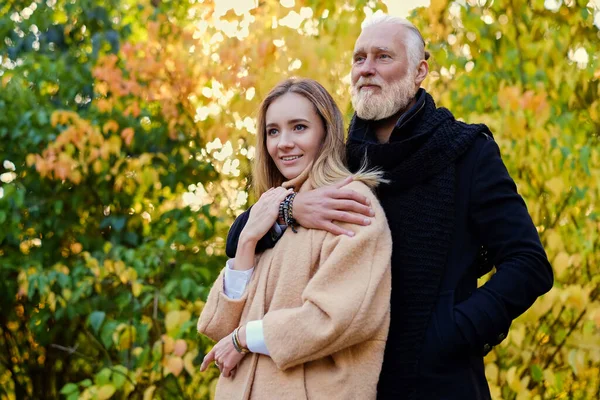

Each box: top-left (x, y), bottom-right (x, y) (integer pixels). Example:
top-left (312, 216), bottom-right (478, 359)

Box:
top-left (265, 92), bottom-right (326, 180)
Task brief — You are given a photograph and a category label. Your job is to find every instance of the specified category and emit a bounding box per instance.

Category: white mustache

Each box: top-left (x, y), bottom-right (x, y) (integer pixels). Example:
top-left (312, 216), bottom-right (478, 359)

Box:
top-left (355, 78), bottom-right (384, 89)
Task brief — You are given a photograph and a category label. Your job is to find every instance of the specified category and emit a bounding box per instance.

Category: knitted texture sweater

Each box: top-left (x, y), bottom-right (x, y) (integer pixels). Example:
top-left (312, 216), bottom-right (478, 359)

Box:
top-left (347, 90), bottom-right (488, 399)
top-left (197, 176), bottom-right (392, 399)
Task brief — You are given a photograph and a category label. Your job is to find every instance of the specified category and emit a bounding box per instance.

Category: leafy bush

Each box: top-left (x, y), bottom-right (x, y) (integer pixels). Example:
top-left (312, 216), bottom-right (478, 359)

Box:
top-left (1, 0), bottom-right (598, 399)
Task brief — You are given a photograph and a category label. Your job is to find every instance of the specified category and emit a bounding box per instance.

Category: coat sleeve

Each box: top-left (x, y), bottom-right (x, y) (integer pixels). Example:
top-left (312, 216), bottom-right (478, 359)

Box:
top-left (261, 184), bottom-right (392, 371)
top-left (454, 138), bottom-right (554, 355)
top-left (197, 268), bottom-right (249, 342)
top-left (226, 206), bottom-right (280, 258)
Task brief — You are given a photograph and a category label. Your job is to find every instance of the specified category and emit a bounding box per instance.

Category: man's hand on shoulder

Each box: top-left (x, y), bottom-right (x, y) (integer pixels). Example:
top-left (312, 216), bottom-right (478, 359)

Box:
top-left (293, 176), bottom-right (375, 237)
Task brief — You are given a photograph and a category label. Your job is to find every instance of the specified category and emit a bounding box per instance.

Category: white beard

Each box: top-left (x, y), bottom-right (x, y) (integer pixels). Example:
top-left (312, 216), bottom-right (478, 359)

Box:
top-left (351, 74), bottom-right (417, 121)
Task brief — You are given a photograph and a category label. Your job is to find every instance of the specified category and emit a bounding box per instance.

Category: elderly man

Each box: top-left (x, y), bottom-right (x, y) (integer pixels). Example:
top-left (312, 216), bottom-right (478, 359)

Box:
top-left (223, 15), bottom-right (553, 399)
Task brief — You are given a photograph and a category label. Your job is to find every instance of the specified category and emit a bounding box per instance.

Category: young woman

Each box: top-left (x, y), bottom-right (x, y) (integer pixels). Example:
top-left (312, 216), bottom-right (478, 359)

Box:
top-left (197, 78), bottom-right (392, 399)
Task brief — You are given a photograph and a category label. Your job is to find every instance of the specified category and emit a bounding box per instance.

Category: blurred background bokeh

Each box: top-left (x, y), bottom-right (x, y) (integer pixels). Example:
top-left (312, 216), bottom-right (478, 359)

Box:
top-left (0, 0), bottom-right (599, 398)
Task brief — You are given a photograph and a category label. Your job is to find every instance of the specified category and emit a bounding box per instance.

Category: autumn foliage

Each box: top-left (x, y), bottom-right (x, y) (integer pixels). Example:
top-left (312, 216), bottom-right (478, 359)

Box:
top-left (1, 0), bottom-right (599, 399)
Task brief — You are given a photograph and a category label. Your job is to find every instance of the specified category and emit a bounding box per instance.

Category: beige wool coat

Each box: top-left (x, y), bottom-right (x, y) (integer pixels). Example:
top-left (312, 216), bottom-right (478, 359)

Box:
top-left (197, 176), bottom-right (392, 400)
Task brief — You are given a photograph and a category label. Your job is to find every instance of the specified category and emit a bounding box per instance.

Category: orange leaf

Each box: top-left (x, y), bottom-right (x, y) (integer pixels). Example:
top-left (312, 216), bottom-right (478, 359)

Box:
top-left (121, 128), bottom-right (135, 146)
top-left (167, 357), bottom-right (184, 377)
top-left (103, 120), bottom-right (119, 134)
top-left (173, 339), bottom-right (187, 357)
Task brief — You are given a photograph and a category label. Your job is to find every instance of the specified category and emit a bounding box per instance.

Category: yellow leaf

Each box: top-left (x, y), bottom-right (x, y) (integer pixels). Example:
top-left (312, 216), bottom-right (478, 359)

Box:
top-left (528, 289), bottom-right (556, 320)
top-left (97, 384), bottom-right (116, 400)
top-left (178, 310), bottom-right (191, 325)
top-left (489, 384), bottom-right (501, 400)
top-left (116, 326), bottom-right (137, 351)
top-left (544, 229), bottom-right (564, 252)
top-left (51, 111), bottom-right (60, 127)
top-left (560, 285), bottom-right (591, 311)
top-left (114, 261), bottom-right (126, 275)
top-left (165, 310), bottom-right (180, 333)
top-left (485, 362), bottom-right (499, 384)
top-left (590, 308), bottom-right (600, 329)
top-left (132, 346), bottom-right (144, 357)
top-left (429, 0), bottom-right (448, 14)
top-left (108, 135), bottom-right (122, 154)
top-left (506, 366), bottom-right (522, 393)
top-left (567, 349), bottom-right (586, 376)
top-left (120, 267), bottom-right (138, 284)
top-left (184, 350), bottom-right (197, 376)
top-left (93, 160), bottom-right (103, 174)
top-left (143, 385), bottom-right (156, 400)
top-left (132, 281), bottom-right (142, 297)
top-left (545, 177), bottom-right (565, 197)
top-left (509, 324), bottom-right (526, 348)
top-left (543, 369), bottom-right (556, 386)
top-left (590, 101), bottom-right (599, 123)
top-left (26, 154), bottom-right (36, 167)
top-left (553, 251), bottom-right (570, 279)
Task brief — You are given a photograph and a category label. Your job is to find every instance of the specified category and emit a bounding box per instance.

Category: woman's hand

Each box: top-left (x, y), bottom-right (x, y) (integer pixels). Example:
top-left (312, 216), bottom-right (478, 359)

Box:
top-left (200, 330), bottom-right (248, 378)
top-left (241, 187), bottom-right (293, 242)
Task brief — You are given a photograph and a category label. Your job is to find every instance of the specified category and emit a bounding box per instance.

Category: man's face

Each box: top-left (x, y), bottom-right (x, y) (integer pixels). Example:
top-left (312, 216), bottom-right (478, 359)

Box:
top-left (351, 23), bottom-right (419, 120)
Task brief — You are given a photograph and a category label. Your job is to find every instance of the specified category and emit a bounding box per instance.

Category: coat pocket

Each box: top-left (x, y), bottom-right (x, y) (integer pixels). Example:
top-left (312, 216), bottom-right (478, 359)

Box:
top-left (422, 290), bottom-right (470, 367)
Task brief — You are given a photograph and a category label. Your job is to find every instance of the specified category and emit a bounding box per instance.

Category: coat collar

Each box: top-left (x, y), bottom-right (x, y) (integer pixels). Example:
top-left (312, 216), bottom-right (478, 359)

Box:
top-left (281, 162), bottom-right (313, 193)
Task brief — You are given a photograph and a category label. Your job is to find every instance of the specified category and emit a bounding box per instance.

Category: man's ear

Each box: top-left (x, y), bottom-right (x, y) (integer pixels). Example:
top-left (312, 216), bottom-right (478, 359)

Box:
top-left (414, 60), bottom-right (429, 86)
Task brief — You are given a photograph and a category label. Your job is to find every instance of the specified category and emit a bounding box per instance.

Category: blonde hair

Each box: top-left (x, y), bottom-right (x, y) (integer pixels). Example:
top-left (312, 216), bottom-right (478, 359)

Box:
top-left (253, 78), bottom-right (384, 196)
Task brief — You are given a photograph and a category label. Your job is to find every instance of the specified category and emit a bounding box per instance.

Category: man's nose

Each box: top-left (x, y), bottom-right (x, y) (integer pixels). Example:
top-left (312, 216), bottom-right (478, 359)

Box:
top-left (359, 57), bottom-right (376, 77)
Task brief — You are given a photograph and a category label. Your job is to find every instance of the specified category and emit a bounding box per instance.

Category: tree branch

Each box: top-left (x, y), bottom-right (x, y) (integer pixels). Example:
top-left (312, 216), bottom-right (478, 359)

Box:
top-left (50, 343), bottom-right (136, 386)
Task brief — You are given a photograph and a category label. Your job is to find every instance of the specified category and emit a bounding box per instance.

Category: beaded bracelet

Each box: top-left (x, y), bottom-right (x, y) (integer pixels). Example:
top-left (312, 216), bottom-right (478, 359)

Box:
top-left (285, 192), bottom-right (298, 233)
top-left (278, 192), bottom-right (298, 233)
top-left (278, 197), bottom-right (287, 225)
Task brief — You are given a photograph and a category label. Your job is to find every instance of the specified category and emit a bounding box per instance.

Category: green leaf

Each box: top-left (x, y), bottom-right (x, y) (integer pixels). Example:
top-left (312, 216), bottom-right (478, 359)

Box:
top-left (101, 321), bottom-right (118, 348)
top-left (80, 379), bottom-right (92, 387)
top-left (580, 145), bottom-right (590, 176)
top-left (36, 110), bottom-right (48, 125)
top-left (57, 273), bottom-right (70, 289)
top-left (95, 367), bottom-right (112, 386)
top-left (54, 200), bottom-right (63, 215)
top-left (531, 364), bottom-right (543, 382)
top-left (181, 278), bottom-right (192, 298)
top-left (124, 231), bottom-right (139, 246)
top-left (97, 384), bottom-right (116, 400)
top-left (89, 311), bottom-right (106, 334)
top-left (67, 393), bottom-right (79, 400)
top-left (112, 216), bottom-right (126, 232)
top-left (111, 365), bottom-right (128, 389)
top-left (60, 383), bottom-right (78, 395)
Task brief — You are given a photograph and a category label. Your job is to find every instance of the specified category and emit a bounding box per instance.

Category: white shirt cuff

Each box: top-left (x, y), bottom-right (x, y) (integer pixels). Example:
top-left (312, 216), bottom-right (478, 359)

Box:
top-left (223, 259), bottom-right (254, 299)
top-left (246, 320), bottom-right (270, 356)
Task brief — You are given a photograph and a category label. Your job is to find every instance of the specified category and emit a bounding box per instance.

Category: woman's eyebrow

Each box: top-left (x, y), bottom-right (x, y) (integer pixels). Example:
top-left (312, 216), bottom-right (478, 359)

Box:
top-left (287, 118), bottom-right (310, 124)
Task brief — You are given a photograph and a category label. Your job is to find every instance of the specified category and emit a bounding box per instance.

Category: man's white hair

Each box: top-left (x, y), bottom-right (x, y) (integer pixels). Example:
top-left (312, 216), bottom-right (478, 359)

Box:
top-left (361, 14), bottom-right (430, 68)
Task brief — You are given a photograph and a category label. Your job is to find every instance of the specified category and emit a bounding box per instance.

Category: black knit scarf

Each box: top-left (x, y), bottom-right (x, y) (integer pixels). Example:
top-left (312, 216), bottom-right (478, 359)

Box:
top-left (347, 90), bottom-right (488, 399)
